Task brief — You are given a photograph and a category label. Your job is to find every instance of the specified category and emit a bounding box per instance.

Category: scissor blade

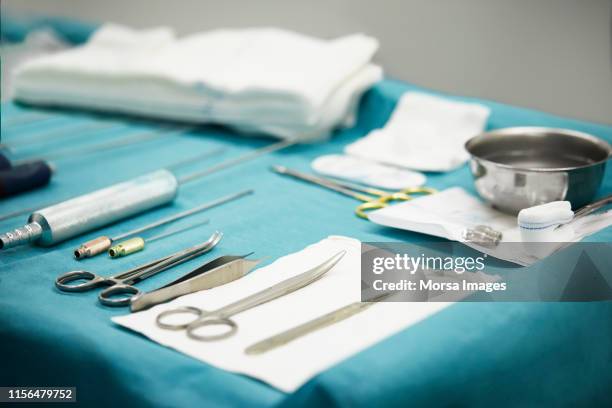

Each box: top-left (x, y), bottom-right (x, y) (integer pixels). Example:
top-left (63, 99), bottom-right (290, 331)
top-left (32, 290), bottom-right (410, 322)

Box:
top-left (157, 254), bottom-right (248, 289)
top-left (130, 257), bottom-right (260, 312)
top-left (218, 250), bottom-right (346, 318)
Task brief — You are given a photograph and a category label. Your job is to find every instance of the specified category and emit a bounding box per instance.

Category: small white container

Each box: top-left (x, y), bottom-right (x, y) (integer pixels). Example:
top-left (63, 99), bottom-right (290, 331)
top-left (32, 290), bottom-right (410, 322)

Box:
top-left (518, 201), bottom-right (574, 257)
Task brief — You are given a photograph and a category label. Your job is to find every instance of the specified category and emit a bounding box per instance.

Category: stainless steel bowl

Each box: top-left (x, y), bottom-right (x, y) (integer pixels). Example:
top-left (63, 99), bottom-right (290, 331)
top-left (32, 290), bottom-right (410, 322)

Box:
top-left (465, 127), bottom-right (612, 214)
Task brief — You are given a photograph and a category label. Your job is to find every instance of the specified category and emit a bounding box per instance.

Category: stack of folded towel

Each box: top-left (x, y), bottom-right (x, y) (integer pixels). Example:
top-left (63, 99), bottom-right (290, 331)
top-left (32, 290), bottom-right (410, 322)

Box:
top-left (12, 24), bottom-right (382, 140)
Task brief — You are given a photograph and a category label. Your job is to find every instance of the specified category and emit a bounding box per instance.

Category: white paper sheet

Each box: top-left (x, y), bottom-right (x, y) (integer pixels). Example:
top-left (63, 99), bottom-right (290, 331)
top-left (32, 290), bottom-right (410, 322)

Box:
top-left (113, 236), bottom-right (450, 392)
top-left (368, 188), bottom-right (612, 265)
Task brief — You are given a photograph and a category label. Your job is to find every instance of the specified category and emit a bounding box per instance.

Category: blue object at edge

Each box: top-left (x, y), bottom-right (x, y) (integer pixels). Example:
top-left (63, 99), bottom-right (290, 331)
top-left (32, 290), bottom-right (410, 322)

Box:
top-left (0, 79), bottom-right (611, 407)
top-left (1, 12), bottom-right (98, 44)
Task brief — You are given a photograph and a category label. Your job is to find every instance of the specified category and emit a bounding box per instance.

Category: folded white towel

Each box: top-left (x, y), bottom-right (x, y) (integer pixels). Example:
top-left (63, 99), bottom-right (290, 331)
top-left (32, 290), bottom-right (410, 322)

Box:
top-left (345, 92), bottom-right (490, 171)
top-left (13, 24), bottom-right (382, 140)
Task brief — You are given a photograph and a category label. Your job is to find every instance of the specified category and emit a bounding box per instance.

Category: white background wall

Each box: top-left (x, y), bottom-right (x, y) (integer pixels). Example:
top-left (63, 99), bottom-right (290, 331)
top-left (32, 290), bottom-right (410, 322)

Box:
top-left (4, 0), bottom-right (612, 124)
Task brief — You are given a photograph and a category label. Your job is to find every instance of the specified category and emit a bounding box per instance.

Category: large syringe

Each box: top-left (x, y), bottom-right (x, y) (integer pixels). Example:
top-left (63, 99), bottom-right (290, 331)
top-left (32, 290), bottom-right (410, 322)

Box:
top-left (0, 140), bottom-right (295, 249)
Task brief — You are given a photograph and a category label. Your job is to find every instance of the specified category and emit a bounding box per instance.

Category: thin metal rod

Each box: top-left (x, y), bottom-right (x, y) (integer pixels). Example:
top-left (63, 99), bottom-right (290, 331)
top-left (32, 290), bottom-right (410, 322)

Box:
top-left (147, 218), bottom-right (210, 242)
top-left (272, 165), bottom-right (368, 201)
top-left (178, 139), bottom-right (297, 184)
top-left (0, 150), bottom-right (222, 222)
top-left (573, 193), bottom-right (612, 219)
top-left (112, 189), bottom-right (253, 241)
top-left (14, 125), bottom-right (194, 163)
top-left (0, 207), bottom-right (37, 222)
top-left (5, 121), bottom-right (122, 149)
top-left (165, 147), bottom-right (225, 171)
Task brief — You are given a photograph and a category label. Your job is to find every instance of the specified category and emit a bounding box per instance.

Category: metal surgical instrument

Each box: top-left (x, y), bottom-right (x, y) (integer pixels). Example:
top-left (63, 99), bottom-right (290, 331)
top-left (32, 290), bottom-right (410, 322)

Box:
top-left (13, 125), bottom-right (192, 164)
top-left (1, 126), bottom-right (205, 198)
top-left (55, 231), bottom-right (222, 306)
top-left (130, 254), bottom-right (260, 312)
top-left (108, 218), bottom-right (210, 258)
top-left (74, 189), bottom-right (252, 259)
top-left (245, 292), bottom-right (391, 355)
top-left (0, 148), bottom-right (223, 222)
top-left (0, 140), bottom-right (294, 249)
top-left (156, 250), bottom-right (346, 341)
top-left (272, 165), bottom-right (435, 219)
top-left (4, 121), bottom-right (121, 149)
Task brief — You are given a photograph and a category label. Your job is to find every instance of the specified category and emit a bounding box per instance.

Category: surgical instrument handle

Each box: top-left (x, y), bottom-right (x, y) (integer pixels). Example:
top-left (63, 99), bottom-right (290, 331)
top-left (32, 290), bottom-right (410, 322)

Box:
top-left (0, 169), bottom-right (178, 248)
top-left (245, 292), bottom-right (391, 354)
top-left (0, 160), bottom-right (53, 198)
top-left (246, 302), bottom-right (372, 355)
top-left (0, 154), bottom-right (11, 170)
top-left (56, 232), bottom-right (221, 301)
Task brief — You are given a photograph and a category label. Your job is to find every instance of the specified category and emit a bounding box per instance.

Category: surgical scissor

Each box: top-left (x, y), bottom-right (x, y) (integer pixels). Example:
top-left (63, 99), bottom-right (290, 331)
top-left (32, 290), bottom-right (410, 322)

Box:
top-left (156, 250), bottom-right (346, 341)
top-left (272, 166), bottom-right (436, 219)
top-left (55, 231), bottom-right (222, 306)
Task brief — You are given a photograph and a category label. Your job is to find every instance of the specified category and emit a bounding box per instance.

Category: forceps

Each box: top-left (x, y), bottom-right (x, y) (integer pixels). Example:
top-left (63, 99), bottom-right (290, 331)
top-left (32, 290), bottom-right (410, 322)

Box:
top-left (55, 232), bottom-right (222, 306)
top-left (156, 250), bottom-right (346, 341)
top-left (272, 166), bottom-right (435, 219)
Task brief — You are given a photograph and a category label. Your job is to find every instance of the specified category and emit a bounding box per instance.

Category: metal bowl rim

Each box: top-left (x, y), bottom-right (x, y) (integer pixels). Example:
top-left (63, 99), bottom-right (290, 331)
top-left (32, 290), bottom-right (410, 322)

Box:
top-left (465, 127), bottom-right (612, 173)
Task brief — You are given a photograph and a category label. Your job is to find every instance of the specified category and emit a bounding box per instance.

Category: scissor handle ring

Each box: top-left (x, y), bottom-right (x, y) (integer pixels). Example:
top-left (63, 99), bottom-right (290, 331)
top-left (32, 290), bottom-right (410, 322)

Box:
top-left (399, 187), bottom-right (437, 196)
top-left (186, 317), bottom-right (238, 342)
top-left (156, 306), bottom-right (203, 330)
top-left (355, 188), bottom-right (436, 219)
top-left (98, 284), bottom-right (141, 307)
top-left (355, 201), bottom-right (386, 219)
top-left (385, 192), bottom-right (412, 202)
top-left (55, 270), bottom-right (104, 292)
